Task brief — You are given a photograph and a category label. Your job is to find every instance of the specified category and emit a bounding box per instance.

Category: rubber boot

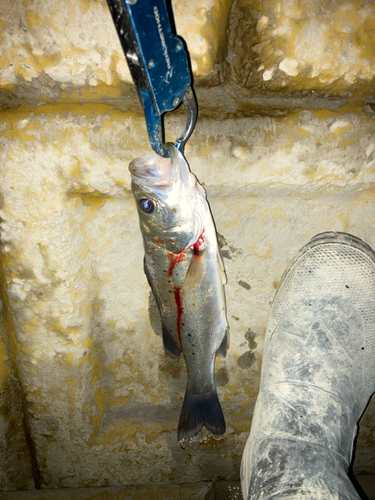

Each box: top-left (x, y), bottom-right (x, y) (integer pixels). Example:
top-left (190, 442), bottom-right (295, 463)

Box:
top-left (241, 232), bottom-right (375, 499)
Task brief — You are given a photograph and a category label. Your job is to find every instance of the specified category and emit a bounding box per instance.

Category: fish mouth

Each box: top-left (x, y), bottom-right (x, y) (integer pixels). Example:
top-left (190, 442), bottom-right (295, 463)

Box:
top-left (129, 144), bottom-right (176, 190)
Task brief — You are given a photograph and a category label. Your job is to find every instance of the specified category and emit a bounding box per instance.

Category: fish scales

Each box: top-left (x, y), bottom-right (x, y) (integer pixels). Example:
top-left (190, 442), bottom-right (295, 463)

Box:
top-left (129, 143), bottom-right (229, 441)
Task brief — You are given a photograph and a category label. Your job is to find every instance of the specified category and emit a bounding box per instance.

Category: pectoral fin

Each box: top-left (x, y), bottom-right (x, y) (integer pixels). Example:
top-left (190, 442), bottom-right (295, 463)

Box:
top-left (185, 247), bottom-right (206, 285)
top-left (162, 324), bottom-right (181, 358)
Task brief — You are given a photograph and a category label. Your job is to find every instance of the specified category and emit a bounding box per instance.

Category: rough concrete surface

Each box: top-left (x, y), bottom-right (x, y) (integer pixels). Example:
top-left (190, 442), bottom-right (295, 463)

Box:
top-left (0, 0), bottom-right (374, 496)
top-left (0, 482), bottom-right (215, 499)
top-left (0, 478), bottom-right (374, 499)
top-left (228, 0), bottom-right (375, 95)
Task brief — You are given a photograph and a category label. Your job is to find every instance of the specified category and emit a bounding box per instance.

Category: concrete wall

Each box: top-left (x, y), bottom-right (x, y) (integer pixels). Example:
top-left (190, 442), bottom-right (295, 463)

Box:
top-left (0, 0), bottom-right (374, 494)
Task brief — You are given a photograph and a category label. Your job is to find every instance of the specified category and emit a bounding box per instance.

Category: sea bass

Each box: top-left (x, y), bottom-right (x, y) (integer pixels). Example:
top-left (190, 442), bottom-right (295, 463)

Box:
top-left (129, 143), bottom-right (229, 441)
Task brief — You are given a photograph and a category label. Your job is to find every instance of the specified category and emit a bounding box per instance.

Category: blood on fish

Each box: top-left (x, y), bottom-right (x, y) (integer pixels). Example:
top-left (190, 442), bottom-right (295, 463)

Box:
top-left (167, 252), bottom-right (185, 277)
top-left (193, 230), bottom-right (205, 255)
top-left (166, 252), bottom-right (185, 350)
top-left (174, 286), bottom-right (184, 348)
top-left (155, 236), bottom-right (166, 245)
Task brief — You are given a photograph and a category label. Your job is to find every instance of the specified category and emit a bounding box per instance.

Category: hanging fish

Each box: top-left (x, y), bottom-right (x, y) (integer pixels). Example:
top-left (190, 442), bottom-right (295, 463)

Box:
top-left (129, 143), bottom-right (229, 442)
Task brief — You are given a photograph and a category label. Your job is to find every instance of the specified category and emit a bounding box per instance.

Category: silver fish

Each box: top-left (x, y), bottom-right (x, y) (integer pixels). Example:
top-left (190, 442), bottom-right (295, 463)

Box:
top-left (129, 143), bottom-right (229, 441)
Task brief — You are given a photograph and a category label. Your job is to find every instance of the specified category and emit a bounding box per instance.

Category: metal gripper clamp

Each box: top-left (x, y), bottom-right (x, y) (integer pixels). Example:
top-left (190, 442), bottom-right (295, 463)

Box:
top-left (106, 0), bottom-right (197, 157)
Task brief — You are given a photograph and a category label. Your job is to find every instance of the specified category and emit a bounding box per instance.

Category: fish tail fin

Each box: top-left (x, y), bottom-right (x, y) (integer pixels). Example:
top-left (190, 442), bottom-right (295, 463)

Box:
top-left (177, 389), bottom-right (226, 442)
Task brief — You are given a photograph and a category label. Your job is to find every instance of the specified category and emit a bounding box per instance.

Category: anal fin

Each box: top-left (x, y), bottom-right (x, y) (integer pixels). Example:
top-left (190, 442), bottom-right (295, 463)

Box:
top-left (216, 327), bottom-right (230, 358)
top-left (162, 324), bottom-right (181, 358)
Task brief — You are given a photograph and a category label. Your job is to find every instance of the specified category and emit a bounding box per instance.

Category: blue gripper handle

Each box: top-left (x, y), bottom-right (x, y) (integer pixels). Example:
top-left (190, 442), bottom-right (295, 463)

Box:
top-left (107, 0), bottom-right (193, 157)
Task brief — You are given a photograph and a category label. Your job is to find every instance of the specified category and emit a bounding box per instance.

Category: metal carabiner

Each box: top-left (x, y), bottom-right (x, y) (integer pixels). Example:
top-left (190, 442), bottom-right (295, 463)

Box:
top-left (175, 86), bottom-right (198, 154)
top-left (143, 85), bottom-right (197, 157)
top-left (106, 0), bottom-right (197, 157)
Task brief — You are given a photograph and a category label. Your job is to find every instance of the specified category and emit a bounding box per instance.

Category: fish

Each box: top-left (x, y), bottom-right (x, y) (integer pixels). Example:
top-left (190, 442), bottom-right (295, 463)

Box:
top-left (129, 142), bottom-right (229, 442)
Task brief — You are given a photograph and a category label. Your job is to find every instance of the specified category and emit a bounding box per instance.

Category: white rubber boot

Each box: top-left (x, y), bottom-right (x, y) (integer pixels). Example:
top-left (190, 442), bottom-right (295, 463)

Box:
top-left (241, 232), bottom-right (375, 500)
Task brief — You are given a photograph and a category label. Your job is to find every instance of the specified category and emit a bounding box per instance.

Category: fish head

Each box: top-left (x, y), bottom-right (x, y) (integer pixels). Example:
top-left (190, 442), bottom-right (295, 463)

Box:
top-left (129, 143), bottom-right (206, 254)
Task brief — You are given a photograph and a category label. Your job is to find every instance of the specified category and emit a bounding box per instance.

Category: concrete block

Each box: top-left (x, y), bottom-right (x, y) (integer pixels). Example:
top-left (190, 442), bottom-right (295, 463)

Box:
top-left (228, 0), bottom-right (375, 96)
top-left (0, 0), bottom-right (232, 103)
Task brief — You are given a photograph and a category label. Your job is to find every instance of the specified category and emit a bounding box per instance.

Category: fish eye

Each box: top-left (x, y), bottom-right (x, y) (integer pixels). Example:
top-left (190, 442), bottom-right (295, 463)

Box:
top-left (139, 198), bottom-right (155, 214)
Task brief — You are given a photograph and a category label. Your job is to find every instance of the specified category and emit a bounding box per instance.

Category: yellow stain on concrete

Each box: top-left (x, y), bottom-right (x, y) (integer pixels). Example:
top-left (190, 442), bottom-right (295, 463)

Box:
top-left (86, 386), bottom-right (132, 443)
top-left (78, 0), bottom-right (91, 16)
top-left (354, 13), bottom-right (375, 60)
top-left (298, 128), bottom-right (312, 139)
top-left (0, 103), bottom-right (145, 149)
top-left (228, 399), bottom-right (253, 420)
top-left (0, 340), bottom-right (10, 389)
top-left (231, 418), bottom-right (254, 434)
top-left (273, 280), bottom-right (280, 289)
top-left (338, 132), bottom-right (356, 147)
top-left (321, 124), bottom-right (352, 143)
top-left (0, 20), bottom-right (5, 45)
top-left (25, 9), bottom-right (42, 29)
top-left (94, 419), bottom-right (168, 447)
top-left (0, 48), bottom-right (61, 84)
top-left (309, 102), bottom-right (366, 117)
top-left (250, 242), bottom-right (273, 260)
top-left (0, 249), bottom-right (29, 367)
